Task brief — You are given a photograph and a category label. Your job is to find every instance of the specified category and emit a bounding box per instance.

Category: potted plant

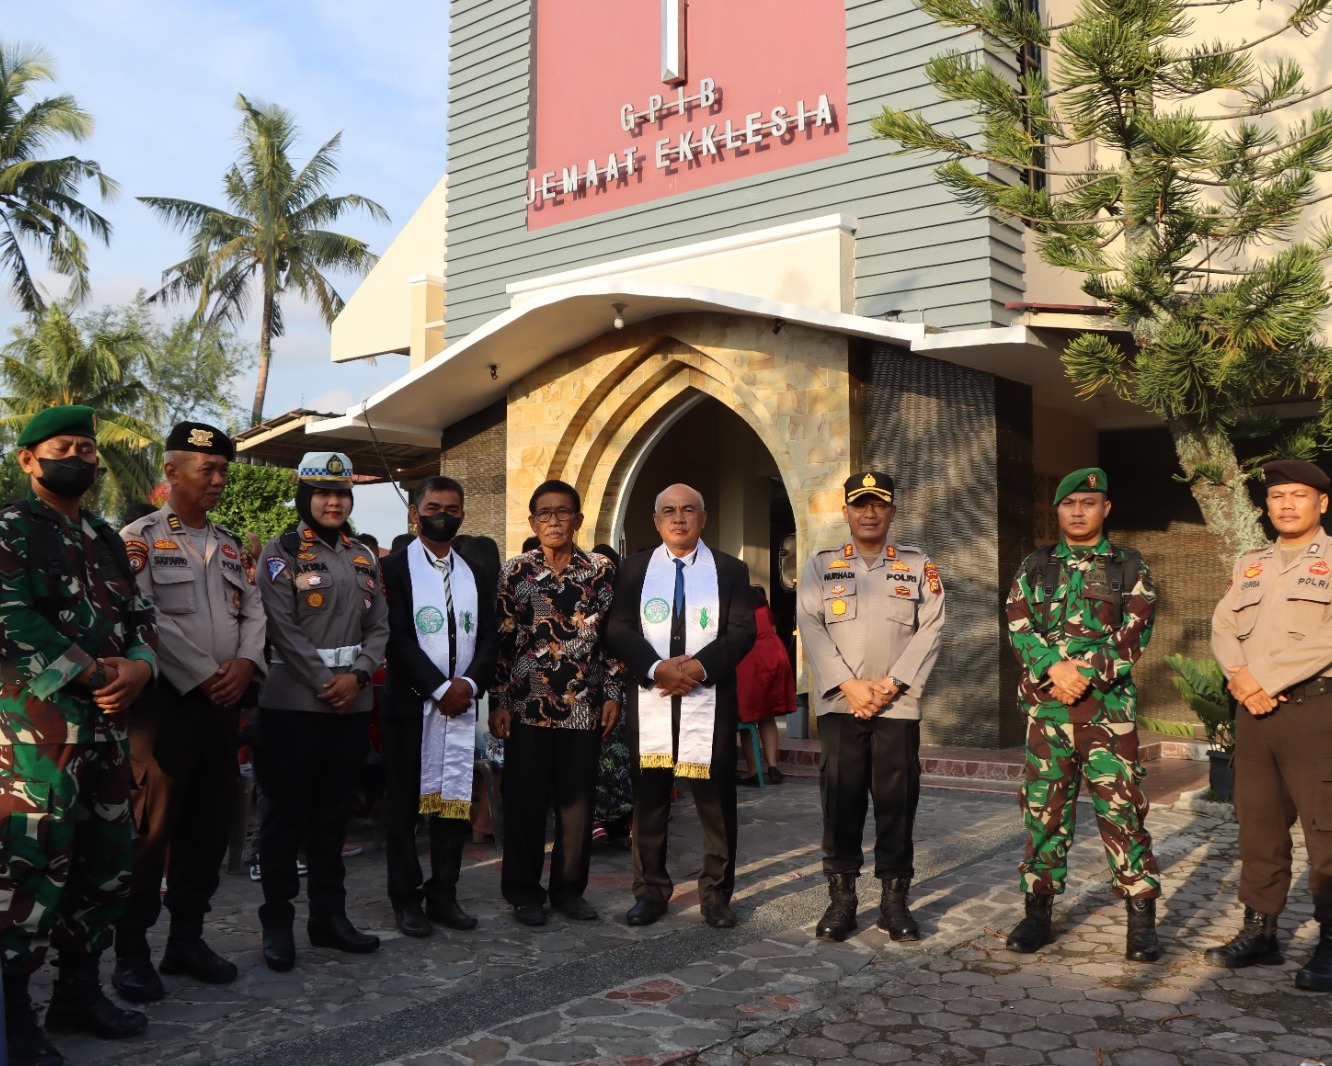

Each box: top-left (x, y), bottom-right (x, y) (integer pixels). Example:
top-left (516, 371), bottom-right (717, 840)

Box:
top-left (1140, 653), bottom-right (1235, 801)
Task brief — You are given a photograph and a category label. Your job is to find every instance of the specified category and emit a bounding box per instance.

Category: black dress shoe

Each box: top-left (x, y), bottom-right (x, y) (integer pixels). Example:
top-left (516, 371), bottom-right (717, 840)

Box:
top-left (159, 938), bottom-right (238, 984)
top-left (111, 952), bottom-right (164, 1003)
top-left (262, 927), bottom-right (295, 971)
top-left (426, 896), bottom-right (478, 931)
top-left (703, 902), bottom-right (737, 929)
top-left (513, 904), bottom-right (548, 926)
top-left (308, 914), bottom-right (380, 954)
top-left (395, 902), bottom-right (433, 938)
top-left (737, 774), bottom-right (762, 787)
top-left (557, 897), bottom-right (599, 921)
top-left (626, 899), bottom-right (668, 926)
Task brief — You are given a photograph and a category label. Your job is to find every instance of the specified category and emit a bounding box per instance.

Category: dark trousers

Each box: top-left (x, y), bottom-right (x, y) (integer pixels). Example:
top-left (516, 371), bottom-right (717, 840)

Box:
top-left (118, 685), bottom-right (237, 938)
top-left (630, 703), bottom-right (738, 906)
top-left (381, 714), bottom-right (468, 909)
top-left (819, 714), bottom-right (920, 880)
top-left (500, 723), bottom-right (601, 908)
top-left (1235, 690), bottom-right (1332, 922)
top-left (254, 708), bottom-right (368, 929)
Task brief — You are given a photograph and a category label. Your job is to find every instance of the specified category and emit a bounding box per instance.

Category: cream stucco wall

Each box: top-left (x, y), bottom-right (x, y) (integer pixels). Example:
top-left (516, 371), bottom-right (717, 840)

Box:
top-left (503, 313), bottom-right (856, 570)
top-left (508, 216), bottom-right (857, 316)
top-left (330, 174), bottom-right (448, 365)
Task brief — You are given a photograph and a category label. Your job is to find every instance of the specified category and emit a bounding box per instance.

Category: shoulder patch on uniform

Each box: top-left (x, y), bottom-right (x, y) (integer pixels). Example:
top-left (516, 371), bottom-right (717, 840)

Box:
top-left (266, 557), bottom-right (287, 583)
top-left (167, 513), bottom-right (182, 532)
top-left (125, 538), bottom-right (148, 572)
top-left (924, 561), bottom-right (943, 595)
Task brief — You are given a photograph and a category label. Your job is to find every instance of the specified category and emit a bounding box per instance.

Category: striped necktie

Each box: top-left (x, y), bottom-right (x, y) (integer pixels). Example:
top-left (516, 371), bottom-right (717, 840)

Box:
top-left (433, 554), bottom-right (457, 677)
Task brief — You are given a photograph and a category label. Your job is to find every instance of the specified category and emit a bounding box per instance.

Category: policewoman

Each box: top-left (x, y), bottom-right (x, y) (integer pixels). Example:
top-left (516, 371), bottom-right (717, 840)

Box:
top-left (253, 452), bottom-right (388, 971)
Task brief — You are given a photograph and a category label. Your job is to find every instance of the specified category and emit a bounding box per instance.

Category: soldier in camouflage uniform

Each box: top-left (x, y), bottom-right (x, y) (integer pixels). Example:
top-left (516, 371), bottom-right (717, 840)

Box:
top-left (1004, 467), bottom-right (1162, 963)
top-left (0, 406), bottom-right (159, 1066)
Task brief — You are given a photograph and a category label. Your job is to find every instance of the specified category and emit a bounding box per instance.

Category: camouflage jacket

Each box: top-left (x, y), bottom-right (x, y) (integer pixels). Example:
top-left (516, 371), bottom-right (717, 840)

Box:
top-left (1005, 537), bottom-right (1156, 724)
top-left (0, 491), bottom-right (158, 744)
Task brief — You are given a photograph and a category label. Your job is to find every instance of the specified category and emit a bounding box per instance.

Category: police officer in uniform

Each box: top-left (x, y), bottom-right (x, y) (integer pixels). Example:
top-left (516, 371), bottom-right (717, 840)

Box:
top-left (111, 422), bottom-right (266, 1001)
top-left (253, 452), bottom-right (389, 971)
top-left (797, 472), bottom-right (945, 943)
top-left (1, 406), bottom-right (158, 1066)
top-left (1208, 459), bottom-right (1332, 990)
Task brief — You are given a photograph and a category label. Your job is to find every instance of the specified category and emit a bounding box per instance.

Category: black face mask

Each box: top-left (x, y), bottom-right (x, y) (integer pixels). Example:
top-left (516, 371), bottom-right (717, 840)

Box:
top-left (418, 512), bottom-right (462, 544)
top-left (36, 457), bottom-right (98, 499)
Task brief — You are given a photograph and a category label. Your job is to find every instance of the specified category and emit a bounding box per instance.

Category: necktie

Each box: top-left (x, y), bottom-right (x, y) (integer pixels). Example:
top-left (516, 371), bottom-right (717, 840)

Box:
top-left (673, 557), bottom-right (685, 619)
top-left (436, 555), bottom-right (457, 677)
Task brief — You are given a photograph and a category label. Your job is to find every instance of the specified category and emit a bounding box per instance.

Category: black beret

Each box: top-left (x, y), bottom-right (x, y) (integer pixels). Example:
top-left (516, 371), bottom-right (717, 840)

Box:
top-left (1262, 459), bottom-right (1331, 493)
top-left (165, 422), bottom-right (235, 461)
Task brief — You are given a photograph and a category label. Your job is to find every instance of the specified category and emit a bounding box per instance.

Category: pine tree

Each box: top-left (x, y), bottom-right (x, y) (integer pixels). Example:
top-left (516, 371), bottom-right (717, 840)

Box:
top-left (874, 0), bottom-right (1332, 563)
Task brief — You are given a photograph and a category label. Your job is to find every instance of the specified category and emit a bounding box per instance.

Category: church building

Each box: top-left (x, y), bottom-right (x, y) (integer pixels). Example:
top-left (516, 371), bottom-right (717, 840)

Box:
top-left (238, 0), bottom-right (1248, 746)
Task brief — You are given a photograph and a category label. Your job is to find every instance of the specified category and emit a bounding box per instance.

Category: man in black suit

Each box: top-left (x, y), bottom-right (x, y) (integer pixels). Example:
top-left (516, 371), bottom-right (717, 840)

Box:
top-left (608, 483), bottom-right (757, 928)
top-left (380, 476), bottom-right (499, 937)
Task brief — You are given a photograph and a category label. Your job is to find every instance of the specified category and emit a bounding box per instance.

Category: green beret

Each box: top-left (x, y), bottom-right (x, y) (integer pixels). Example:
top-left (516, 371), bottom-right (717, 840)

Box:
top-left (1053, 467), bottom-right (1108, 505)
top-left (16, 405), bottom-right (97, 448)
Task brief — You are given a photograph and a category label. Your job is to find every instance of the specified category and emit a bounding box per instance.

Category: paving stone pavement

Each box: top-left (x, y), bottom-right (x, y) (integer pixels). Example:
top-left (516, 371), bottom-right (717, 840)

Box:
top-left (28, 765), bottom-right (1332, 1066)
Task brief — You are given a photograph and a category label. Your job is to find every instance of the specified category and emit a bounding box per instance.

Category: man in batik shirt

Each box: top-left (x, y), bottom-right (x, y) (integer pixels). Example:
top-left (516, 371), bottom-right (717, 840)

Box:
top-left (491, 479), bottom-right (623, 926)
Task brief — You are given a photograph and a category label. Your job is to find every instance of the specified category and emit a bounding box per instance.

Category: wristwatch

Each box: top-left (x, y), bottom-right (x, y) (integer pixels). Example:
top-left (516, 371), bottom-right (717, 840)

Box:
top-left (352, 669), bottom-right (372, 689)
top-left (890, 676), bottom-right (908, 691)
top-left (86, 665), bottom-right (107, 690)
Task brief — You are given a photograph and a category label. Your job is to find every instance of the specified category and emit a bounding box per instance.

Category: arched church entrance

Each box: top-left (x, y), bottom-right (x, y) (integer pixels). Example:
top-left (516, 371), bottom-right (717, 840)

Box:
top-left (613, 394), bottom-right (798, 657)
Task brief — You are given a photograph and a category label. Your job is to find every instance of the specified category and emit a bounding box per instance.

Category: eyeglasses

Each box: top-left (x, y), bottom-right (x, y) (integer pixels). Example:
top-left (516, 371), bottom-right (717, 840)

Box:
top-left (533, 507), bottom-right (576, 523)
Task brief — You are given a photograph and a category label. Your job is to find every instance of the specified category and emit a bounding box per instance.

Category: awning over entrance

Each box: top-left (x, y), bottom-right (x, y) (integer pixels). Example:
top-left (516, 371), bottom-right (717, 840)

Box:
top-left (303, 280), bottom-right (928, 448)
top-left (233, 409), bottom-right (439, 482)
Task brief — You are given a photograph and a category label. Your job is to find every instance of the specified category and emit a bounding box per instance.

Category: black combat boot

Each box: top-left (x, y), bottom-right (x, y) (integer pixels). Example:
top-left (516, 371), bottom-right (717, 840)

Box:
top-left (878, 877), bottom-right (921, 942)
top-left (3, 966), bottom-right (65, 1066)
top-left (1006, 892), bottom-right (1056, 954)
top-left (45, 954), bottom-right (148, 1039)
top-left (159, 914), bottom-right (238, 984)
top-left (1203, 906), bottom-right (1283, 969)
top-left (111, 928), bottom-right (164, 1003)
top-left (1124, 897), bottom-right (1162, 963)
top-left (815, 873), bottom-right (858, 942)
top-left (1295, 923), bottom-right (1332, 991)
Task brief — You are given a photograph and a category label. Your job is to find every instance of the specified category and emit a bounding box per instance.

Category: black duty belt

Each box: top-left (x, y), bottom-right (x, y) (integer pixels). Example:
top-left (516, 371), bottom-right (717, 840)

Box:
top-left (1285, 677), bottom-right (1332, 703)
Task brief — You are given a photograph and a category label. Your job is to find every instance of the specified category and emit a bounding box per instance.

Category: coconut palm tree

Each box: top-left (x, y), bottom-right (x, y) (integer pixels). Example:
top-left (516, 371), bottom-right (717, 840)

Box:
top-left (1, 300), bottom-right (161, 513)
top-left (139, 93), bottom-right (388, 426)
top-left (0, 41), bottom-right (117, 313)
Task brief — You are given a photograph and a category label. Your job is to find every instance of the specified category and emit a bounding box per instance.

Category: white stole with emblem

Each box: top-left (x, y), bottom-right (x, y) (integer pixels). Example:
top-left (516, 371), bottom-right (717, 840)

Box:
top-left (407, 538), bottom-right (478, 818)
top-left (638, 541), bottom-right (721, 779)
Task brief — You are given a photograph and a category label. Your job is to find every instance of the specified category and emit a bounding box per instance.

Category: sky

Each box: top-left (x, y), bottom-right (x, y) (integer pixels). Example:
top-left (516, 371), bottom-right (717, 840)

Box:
top-left (4, 1), bottom-right (450, 540)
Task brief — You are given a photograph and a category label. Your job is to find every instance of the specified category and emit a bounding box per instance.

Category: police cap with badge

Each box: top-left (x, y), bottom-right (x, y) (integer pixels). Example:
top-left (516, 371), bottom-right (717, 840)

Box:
top-left (297, 451), bottom-right (355, 488)
top-left (844, 471), bottom-right (895, 505)
top-left (17, 404), bottom-right (97, 447)
top-left (165, 420), bottom-right (235, 461)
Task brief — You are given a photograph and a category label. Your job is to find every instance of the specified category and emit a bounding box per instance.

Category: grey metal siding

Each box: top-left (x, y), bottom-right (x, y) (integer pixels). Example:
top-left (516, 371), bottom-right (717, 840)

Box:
top-left (445, 0), bottom-right (1026, 342)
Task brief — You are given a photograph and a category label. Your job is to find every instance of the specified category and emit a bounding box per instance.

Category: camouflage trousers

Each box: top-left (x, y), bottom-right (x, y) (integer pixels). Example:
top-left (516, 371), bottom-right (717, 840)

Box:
top-left (0, 740), bottom-right (133, 974)
top-left (1018, 717), bottom-right (1161, 899)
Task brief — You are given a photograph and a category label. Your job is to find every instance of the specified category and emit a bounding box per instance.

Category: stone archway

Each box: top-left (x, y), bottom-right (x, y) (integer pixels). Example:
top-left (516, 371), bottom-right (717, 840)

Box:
top-left (503, 311), bottom-right (857, 567)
